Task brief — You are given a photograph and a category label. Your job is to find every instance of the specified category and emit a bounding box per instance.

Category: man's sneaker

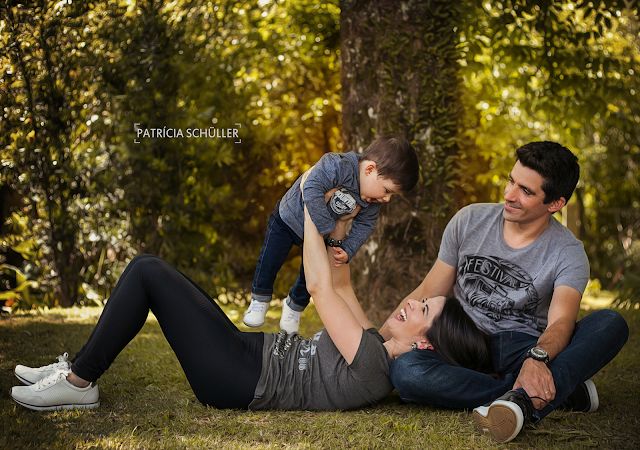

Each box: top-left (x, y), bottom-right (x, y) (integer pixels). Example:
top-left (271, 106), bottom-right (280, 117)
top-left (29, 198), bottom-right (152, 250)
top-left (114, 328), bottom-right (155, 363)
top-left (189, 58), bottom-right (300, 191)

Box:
top-left (279, 298), bottom-right (301, 333)
top-left (243, 299), bottom-right (270, 327)
top-left (559, 379), bottom-right (599, 413)
top-left (473, 390), bottom-right (533, 443)
top-left (10, 369), bottom-right (99, 411)
top-left (14, 352), bottom-right (71, 386)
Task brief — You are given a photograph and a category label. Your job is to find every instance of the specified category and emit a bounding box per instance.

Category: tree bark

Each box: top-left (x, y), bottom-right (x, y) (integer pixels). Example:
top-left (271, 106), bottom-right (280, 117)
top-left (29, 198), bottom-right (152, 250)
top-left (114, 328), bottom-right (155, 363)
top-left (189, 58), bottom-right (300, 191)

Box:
top-left (340, 0), bottom-right (465, 323)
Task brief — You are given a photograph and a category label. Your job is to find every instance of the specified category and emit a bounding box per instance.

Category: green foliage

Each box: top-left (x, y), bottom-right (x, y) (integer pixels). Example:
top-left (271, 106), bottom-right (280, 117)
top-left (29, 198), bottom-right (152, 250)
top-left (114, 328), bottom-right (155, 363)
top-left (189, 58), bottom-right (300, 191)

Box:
top-left (612, 272), bottom-right (640, 308)
top-left (1, 0), bottom-right (638, 309)
top-left (0, 0), bottom-right (129, 307)
top-left (458, 0), bottom-right (640, 283)
top-left (1, 0), bottom-right (341, 306)
top-left (0, 263), bottom-right (42, 311)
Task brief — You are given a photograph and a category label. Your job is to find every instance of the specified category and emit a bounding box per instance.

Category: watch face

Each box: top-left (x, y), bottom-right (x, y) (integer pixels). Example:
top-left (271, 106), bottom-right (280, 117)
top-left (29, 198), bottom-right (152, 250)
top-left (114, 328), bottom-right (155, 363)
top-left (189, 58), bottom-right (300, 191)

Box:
top-left (532, 347), bottom-right (547, 358)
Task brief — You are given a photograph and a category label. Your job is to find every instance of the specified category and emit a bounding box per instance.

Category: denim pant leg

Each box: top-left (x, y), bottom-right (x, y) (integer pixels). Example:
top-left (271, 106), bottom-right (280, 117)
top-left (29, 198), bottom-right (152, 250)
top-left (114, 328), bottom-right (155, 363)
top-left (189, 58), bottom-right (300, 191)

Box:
top-left (534, 309), bottom-right (629, 421)
top-left (252, 206), bottom-right (299, 301)
top-left (391, 310), bottom-right (629, 419)
top-left (390, 350), bottom-right (518, 409)
top-left (288, 246), bottom-right (311, 311)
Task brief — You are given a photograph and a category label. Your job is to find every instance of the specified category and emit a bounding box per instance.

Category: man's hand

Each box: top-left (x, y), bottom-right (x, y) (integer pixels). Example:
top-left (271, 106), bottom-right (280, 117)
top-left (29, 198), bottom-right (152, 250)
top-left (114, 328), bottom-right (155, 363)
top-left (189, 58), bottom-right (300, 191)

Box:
top-left (513, 358), bottom-right (556, 410)
top-left (331, 247), bottom-right (349, 267)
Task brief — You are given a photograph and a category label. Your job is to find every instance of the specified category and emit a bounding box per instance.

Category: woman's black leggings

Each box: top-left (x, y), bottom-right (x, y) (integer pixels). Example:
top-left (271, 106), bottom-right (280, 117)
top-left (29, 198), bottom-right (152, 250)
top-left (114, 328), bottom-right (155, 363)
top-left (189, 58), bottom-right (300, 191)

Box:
top-left (71, 255), bottom-right (264, 409)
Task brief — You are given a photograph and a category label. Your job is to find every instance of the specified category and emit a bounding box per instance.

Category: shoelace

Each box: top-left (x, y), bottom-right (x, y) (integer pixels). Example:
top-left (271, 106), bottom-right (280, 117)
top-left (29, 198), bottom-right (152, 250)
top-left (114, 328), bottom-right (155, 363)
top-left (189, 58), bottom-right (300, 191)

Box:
top-left (283, 310), bottom-right (301, 321)
top-left (247, 302), bottom-right (267, 313)
top-left (39, 352), bottom-right (69, 371)
top-left (35, 369), bottom-right (69, 389)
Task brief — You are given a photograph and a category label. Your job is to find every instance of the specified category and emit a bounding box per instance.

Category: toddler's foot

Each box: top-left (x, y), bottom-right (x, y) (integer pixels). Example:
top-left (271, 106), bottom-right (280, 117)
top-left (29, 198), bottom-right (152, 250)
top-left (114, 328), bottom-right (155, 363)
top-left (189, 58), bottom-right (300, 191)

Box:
top-left (280, 298), bottom-right (301, 333)
top-left (243, 299), bottom-right (270, 327)
top-left (14, 352), bottom-right (71, 385)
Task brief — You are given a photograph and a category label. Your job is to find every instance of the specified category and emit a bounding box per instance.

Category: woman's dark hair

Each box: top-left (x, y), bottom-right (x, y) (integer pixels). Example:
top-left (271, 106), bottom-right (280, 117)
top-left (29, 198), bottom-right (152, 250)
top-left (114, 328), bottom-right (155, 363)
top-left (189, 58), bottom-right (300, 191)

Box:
top-left (426, 296), bottom-right (493, 373)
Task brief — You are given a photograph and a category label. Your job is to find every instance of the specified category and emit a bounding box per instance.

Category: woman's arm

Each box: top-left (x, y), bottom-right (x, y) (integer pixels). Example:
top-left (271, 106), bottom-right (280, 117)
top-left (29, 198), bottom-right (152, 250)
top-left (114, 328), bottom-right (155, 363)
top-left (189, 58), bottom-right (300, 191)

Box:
top-left (303, 205), bottom-right (363, 364)
top-left (328, 221), bottom-right (374, 331)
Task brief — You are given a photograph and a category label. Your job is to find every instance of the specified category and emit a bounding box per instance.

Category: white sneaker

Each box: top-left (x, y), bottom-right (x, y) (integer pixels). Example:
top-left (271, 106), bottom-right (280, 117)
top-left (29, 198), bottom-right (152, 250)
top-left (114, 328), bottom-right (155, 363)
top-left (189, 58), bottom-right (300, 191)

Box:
top-left (10, 369), bottom-right (100, 411)
top-left (15, 352), bottom-right (71, 385)
top-left (279, 299), bottom-right (301, 333)
top-left (243, 299), bottom-right (270, 327)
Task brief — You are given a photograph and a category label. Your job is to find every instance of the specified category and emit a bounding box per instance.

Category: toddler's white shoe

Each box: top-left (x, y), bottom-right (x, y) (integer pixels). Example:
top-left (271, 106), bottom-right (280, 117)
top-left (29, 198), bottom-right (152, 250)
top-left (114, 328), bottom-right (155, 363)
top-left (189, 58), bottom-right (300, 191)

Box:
top-left (15, 352), bottom-right (71, 385)
top-left (243, 299), bottom-right (270, 327)
top-left (279, 299), bottom-right (301, 334)
top-left (10, 369), bottom-right (100, 411)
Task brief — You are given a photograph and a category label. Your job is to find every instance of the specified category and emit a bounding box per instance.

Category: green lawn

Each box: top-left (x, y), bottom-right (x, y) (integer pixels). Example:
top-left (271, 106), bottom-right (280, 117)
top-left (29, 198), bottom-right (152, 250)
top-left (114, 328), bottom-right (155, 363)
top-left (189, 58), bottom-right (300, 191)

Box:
top-left (1, 301), bottom-right (638, 449)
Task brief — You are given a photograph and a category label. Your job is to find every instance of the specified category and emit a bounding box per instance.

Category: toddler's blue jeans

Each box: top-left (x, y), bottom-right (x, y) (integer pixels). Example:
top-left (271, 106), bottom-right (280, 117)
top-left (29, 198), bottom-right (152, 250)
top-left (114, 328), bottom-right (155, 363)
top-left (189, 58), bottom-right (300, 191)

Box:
top-left (251, 202), bottom-right (310, 311)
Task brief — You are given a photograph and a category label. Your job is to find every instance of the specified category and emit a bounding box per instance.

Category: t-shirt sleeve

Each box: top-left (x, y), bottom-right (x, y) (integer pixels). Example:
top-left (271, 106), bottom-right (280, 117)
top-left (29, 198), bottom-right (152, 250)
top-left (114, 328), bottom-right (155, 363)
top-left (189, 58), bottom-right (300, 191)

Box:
top-left (340, 205), bottom-right (381, 262)
top-left (554, 240), bottom-right (590, 294)
top-left (438, 208), bottom-right (466, 268)
top-left (346, 329), bottom-right (393, 400)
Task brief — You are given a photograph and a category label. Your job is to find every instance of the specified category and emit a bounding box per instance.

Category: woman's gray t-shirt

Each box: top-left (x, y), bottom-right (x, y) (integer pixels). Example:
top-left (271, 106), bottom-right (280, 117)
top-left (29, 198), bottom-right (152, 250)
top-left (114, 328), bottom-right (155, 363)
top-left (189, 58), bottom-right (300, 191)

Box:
top-left (249, 328), bottom-right (393, 411)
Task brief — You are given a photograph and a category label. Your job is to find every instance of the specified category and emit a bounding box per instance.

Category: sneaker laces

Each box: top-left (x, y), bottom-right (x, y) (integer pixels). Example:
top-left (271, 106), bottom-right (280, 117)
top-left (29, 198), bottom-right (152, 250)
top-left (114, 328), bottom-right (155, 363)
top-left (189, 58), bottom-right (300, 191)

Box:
top-left (247, 301), bottom-right (268, 314)
top-left (283, 309), bottom-right (301, 322)
top-left (34, 368), bottom-right (70, 389)
top-left (38, 352), bottom-right (70, 371)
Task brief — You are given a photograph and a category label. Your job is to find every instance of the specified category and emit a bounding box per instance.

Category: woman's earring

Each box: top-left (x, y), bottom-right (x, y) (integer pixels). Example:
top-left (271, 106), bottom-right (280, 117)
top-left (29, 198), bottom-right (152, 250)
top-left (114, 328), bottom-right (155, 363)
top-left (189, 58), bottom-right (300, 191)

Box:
top-left (411, 343), bottom-right (418, 351)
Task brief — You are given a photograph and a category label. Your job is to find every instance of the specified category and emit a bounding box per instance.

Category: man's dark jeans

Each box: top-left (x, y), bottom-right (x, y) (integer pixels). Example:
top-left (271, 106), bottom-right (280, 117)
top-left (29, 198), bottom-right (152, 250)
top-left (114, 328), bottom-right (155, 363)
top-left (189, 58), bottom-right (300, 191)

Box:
top-left (390, 309), bottom-right (629, 423)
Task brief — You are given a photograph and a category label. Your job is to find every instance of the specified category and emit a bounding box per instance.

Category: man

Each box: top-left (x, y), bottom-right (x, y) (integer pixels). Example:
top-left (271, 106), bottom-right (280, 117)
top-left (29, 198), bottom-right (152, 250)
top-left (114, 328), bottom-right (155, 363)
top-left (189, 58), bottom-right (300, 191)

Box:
top-left (380, 141), bottom-right (629, 443)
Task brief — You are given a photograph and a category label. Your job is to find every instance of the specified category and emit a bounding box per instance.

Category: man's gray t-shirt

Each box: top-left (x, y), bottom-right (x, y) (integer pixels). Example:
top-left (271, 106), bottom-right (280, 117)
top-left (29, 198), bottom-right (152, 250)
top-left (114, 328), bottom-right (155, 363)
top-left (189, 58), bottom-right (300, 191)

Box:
top-left (249, 328), bottom-right (393, 411)
top-left (438, 203), bottom-right (589, 337)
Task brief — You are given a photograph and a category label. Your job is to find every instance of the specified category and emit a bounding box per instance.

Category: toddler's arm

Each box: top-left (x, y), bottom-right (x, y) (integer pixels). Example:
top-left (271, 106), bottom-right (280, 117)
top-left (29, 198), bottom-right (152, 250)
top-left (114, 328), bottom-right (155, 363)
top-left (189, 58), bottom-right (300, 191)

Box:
top-left (336, 205), bottom-right (381, 263)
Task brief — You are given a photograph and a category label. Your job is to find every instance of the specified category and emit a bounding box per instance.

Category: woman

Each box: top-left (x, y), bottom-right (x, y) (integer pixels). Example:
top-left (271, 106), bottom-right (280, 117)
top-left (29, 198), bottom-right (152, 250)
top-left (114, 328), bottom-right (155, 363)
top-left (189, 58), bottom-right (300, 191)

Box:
top-left (11, 188), bottom-right (491, 412)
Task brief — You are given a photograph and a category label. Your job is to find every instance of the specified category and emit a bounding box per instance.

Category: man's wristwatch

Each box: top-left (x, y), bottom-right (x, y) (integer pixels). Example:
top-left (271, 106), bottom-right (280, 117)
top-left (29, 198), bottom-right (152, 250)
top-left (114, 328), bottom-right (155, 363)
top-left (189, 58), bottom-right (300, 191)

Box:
top-left (526, 347), bottom-right (550, 364)
top-left (325, 237), bottom-right (343, 247)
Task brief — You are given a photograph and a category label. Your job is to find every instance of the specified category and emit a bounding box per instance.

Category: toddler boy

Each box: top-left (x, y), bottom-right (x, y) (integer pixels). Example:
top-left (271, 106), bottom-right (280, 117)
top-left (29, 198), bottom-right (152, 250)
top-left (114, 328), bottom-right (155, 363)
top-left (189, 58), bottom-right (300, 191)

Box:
top-left (243, 135), bottom-right (420, 333)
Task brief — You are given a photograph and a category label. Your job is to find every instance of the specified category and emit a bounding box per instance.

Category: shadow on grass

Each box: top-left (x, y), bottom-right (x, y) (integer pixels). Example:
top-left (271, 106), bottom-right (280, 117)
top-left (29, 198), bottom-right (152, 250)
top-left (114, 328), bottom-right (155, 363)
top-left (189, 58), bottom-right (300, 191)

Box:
top-left (1, 306), bottom-right (639, 449)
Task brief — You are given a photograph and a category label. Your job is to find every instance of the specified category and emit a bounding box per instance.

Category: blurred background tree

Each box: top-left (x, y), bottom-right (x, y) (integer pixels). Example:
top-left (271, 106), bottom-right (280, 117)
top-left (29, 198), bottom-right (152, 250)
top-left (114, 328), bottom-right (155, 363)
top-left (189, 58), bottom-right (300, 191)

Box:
top-left (340, 0), bottom-right (467, 321)
top-left (1, 0), bottom-right (638, 313)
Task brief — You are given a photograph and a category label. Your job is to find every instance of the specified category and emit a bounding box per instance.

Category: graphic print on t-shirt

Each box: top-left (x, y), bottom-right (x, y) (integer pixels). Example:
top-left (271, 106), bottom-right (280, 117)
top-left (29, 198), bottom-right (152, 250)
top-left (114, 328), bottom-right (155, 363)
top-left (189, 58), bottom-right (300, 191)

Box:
top-left (298, 330), bottom-right (323, 371)
top-left (329, 189), bottom-right (357, 216)
top-left (458, 255), bottom-right (542, 331)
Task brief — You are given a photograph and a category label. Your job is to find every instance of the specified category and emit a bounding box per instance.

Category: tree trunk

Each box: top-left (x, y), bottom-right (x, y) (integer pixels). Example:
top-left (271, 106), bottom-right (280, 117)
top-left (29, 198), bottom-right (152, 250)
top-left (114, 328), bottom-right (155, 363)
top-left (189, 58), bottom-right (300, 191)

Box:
top-left (340, 0), bottom-right (465, 323)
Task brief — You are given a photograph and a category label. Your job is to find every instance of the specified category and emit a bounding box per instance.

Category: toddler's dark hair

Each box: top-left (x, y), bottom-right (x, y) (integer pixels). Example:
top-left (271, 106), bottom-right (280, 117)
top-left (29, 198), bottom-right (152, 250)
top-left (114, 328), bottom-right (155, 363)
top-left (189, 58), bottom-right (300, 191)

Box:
top-left (361, 135), bottom-right (420, 193)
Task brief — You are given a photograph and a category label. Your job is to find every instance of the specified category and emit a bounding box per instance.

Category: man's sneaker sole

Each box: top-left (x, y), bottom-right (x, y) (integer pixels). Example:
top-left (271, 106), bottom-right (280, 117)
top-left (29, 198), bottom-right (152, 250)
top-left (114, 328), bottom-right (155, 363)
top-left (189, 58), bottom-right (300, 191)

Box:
top-left (473, 400), bottom-right (524, 443)
top-left (583, 379), bottom-right (599, 413)
top-left (11, 394), bottom-right (100, 411)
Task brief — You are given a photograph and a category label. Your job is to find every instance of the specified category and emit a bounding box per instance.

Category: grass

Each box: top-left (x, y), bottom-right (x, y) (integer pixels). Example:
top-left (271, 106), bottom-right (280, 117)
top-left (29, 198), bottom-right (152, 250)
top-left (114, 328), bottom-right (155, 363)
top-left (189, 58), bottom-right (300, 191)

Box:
top-left (1, 299), bottom-right (639, 449)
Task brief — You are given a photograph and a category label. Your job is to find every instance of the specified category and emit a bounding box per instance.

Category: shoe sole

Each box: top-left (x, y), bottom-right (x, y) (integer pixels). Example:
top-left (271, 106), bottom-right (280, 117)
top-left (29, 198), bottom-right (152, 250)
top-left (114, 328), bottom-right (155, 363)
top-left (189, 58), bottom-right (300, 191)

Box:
top-left (584, 379), bottom-right (599, 413)
top-left (279, 320), bottom-right (300, 334)
top-left (474, 401), bottom-right (523, 443)
top-left (11, 396), bottom-right (100, 411)
top-left (243, 318), bottom-right (265, 327)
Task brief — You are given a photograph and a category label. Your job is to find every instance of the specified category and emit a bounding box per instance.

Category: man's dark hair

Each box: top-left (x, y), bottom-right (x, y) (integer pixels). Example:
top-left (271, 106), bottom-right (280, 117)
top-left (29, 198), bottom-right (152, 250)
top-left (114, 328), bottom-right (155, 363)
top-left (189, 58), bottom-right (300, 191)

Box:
top-left (515, 141), bottom-right (580, 204)
top-left (426, 296), bottom-right (493, 373)
top-left (361, 134), bottom-right (420, 193)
